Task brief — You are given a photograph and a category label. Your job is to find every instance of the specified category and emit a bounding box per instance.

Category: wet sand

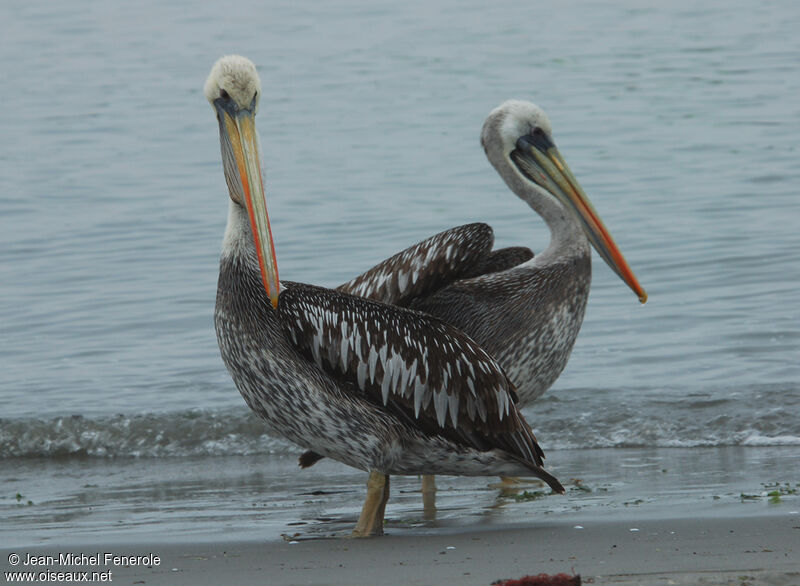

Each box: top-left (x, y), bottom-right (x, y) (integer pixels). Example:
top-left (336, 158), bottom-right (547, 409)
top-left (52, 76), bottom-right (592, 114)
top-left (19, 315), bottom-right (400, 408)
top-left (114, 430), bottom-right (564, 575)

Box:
top-left (5, 447), bottom-right (799, 547)
top-left (3, 514), bottom-right (797, 585)
top-left (3, 447), bottom-right (798, 584)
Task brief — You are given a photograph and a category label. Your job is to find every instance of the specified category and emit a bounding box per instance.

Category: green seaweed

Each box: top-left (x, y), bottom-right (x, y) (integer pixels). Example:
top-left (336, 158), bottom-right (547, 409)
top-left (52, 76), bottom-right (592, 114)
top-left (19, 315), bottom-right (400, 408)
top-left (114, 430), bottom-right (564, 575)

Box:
top-left (740, 482), bottom-right (798, 503)
top-left (513, 490), bottom-right (547, 502)
top-left (14, 493), bottom-right (33, 506)
top-left (761, 482), bottom-right (797, 496)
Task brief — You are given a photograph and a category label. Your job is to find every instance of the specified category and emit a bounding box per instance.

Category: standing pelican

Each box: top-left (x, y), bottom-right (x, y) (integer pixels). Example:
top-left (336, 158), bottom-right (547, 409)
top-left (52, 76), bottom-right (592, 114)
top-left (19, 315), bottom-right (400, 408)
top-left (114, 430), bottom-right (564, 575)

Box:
top-left (343, 100), bottom-right (646, 399)
top-left (301, 101), bottom-right (647, 504)
top-left (207, 56), bottom-right (563, 536)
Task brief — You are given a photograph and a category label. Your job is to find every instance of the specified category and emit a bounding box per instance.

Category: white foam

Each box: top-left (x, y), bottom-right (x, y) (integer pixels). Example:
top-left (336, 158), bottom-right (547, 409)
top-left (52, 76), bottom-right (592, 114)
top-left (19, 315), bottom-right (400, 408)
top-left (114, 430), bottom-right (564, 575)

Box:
top-left (741, 432), bottom-right (800, 446)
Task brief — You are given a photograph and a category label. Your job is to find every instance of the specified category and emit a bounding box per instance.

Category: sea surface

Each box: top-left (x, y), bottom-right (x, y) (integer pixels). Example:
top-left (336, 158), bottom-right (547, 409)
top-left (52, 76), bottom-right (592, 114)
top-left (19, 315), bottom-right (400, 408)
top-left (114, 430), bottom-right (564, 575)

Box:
top-left (1, 0), bottom-right (798, 545)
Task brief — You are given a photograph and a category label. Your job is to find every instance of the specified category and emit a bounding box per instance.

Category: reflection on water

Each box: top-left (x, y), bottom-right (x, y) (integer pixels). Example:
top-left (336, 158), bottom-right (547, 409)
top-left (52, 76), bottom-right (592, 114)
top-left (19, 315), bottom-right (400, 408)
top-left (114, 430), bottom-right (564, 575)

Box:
top-left (2, 447), bottom-right (798, 546)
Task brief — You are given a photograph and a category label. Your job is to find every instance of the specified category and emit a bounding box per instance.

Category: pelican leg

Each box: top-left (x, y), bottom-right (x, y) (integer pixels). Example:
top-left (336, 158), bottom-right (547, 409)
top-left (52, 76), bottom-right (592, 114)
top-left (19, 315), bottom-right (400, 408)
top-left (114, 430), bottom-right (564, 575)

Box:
top-left (499, 476), bottom-right (520, 486)
top-left (375, 473), bottom-right (391, 526)
top-left (494, 476), bottom-right (547, 488)
top-left (421, 474), bottom-right (437, 519)
top-left (352, 470), bottom-right (389, 537)
top-left (490, 476), bottom-right (547, 497)
top-left (488, 476), bottom-right (525, 489)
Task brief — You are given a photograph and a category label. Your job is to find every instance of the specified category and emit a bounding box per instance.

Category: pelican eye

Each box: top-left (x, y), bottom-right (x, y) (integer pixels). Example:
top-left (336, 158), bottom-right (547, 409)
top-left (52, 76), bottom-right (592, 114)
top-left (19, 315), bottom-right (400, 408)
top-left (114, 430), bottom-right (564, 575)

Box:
top-left (220, 89), bottom-right (231, 101)
top-left (531, 127), bottom-right (544, 138)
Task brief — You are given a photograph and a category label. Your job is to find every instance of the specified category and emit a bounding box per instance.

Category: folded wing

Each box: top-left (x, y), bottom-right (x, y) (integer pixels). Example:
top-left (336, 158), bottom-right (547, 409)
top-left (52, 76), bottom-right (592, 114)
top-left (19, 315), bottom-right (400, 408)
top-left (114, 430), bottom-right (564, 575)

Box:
top-left (278, 283), bottom-right (545, 466)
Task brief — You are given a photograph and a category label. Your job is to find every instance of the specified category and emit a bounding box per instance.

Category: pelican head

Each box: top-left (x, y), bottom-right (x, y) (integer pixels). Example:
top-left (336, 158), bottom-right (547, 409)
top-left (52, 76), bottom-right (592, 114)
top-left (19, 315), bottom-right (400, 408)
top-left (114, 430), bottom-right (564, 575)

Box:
top-left (482, 100), bottom-right (647, 304)
top-left (206, 56), bottom-right (279, 308)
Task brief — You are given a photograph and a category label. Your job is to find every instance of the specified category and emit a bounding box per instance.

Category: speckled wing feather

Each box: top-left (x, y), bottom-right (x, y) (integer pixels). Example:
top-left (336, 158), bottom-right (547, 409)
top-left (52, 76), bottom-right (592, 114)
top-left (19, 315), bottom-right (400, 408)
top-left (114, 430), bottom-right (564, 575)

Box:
top-left (461, 246), bottom-right (534, 279)
top-left (336, 223), bottom-right (496, 305)
top-left (278, 284), bottom-right (546, 466)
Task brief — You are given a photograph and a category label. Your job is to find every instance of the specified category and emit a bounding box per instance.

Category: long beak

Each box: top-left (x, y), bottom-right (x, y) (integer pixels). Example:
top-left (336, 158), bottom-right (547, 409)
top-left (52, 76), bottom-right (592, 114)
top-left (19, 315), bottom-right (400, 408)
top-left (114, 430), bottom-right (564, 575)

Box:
top-left (512, 135), bottom-right (647, 304)
top-left (217, 104), bottom-right (280, 308)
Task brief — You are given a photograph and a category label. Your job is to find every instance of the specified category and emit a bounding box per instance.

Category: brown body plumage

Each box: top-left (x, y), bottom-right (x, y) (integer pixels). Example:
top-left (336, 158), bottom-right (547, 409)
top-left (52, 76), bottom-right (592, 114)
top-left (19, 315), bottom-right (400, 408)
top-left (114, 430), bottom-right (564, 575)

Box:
top-left (206, 56), bottom-right (566, 536)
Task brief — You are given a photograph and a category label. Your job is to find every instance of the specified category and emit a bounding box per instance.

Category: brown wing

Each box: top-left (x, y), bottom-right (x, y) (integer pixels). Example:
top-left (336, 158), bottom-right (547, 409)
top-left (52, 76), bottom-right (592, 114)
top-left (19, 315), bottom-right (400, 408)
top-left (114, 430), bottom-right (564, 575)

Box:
top-left (337, 223), bottom-right (495, 305)
top-left (461, 246), bottom-right (534, 278)
top-left (278, 283), bottom-right (546, 466)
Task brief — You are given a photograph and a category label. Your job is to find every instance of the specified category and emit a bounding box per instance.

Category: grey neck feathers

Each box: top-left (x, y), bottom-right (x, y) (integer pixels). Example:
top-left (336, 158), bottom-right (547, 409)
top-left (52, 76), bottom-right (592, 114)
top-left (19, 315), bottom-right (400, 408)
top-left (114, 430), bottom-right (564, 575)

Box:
top-left (222, 200), bottom-right (259, 271)
top-left (490, 150), bottom-right (590, 266)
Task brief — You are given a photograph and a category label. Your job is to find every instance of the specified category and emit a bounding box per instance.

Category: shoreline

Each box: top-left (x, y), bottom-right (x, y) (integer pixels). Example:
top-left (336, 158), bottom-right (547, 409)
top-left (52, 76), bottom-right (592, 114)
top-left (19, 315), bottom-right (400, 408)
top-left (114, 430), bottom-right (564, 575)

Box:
top-left (3, 513), bottom-right (797, 585)
top-left (3, 446), bottom-right (799, 583)
top-left (4, 446), bottom-right (799, 550)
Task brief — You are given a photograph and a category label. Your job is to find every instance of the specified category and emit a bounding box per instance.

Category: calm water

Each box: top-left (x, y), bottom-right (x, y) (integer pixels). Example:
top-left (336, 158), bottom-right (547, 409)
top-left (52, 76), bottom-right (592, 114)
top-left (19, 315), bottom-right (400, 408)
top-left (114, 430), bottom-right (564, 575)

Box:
top-left (1, 0), bottom-right (799, 544)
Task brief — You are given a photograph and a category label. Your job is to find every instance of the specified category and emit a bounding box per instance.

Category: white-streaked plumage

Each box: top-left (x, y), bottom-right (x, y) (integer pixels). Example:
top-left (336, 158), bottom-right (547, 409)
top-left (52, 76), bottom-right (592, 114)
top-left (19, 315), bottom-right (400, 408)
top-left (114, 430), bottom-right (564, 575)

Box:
top-left (207, 55), bottom-right (564, 536)
top-left (299, 99), bottom-right (646, 508)
top-left (333, 99), bottom-right (646, 405)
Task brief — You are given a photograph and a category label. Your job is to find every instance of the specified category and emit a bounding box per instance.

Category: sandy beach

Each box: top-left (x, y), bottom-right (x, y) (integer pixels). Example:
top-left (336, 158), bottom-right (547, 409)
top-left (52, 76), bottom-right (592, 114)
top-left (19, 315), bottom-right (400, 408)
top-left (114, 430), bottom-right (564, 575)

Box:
top-left (3, 447), bottom-right (799, 584)
top-left (3, 513), bottom-right (798, 585)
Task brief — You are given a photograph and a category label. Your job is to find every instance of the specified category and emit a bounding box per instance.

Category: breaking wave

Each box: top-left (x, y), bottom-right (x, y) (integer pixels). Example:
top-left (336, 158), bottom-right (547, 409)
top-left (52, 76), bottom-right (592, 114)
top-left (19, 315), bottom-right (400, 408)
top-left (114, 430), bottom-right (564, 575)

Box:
top-left (2, 384), bottom-right (798, 458)
top-left (0, 409), bottom-right (295, 459)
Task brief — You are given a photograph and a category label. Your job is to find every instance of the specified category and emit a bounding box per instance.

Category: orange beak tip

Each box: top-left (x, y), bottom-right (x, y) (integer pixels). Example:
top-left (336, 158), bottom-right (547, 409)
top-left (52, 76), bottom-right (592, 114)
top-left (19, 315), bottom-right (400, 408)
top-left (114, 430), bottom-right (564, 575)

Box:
top-left (638, 291), bottom-right (648, 304)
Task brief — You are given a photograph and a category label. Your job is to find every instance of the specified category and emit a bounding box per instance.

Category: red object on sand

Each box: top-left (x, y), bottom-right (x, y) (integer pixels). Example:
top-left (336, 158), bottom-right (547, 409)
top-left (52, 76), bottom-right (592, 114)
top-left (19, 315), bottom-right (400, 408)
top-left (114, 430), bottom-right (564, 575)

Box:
top-left (492, 573), bottom-right (581, 586)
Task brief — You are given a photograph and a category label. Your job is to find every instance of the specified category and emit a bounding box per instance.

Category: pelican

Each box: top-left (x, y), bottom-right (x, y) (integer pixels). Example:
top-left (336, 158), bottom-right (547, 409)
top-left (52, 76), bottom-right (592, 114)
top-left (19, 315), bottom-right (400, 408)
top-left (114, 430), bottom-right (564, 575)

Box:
top-left (207, 56), bottom-right (564, 536)
top-left (301, 100), bottom-right (647, 503)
